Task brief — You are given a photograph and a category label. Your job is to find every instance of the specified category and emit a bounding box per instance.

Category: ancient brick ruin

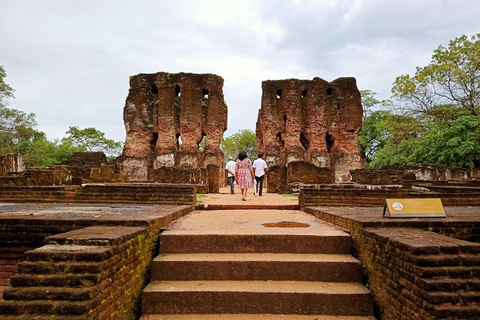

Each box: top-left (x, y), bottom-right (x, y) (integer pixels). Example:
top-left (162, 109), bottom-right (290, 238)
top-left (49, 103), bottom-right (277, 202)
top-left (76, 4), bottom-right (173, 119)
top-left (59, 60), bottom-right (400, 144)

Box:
top-left (118, 72), bottom-right (227, 192)
top-left (0, 154), bottom-right (24, 175)
top-left (256, 77), bottom-right (365, 192)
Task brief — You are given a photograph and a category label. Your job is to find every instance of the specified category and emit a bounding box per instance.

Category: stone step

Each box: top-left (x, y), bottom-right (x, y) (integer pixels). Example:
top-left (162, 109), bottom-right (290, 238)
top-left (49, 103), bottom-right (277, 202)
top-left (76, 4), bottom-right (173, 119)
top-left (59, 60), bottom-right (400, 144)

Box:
top-left (142, 280), bottom-right (374, 316)
top-left (159, 233), bottom-right (352, 254)
top-left (140, 315), bottom-right (376, 320)
top-left (151, 253), bottom-right (363, 282)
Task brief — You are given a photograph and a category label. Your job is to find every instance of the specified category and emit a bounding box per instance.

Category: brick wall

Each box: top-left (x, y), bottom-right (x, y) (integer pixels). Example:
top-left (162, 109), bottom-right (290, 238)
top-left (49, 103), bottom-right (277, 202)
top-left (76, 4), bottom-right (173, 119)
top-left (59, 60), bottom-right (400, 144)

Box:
top-left (0, 204), bottom-right (191, 319)
top-left (0, 183), bottom-right (197, 209)
top-left (299, 186), bottom-right (480, 207)
top-left (358, 228), bottom-right (480, 320)
top-left (0, 224), bottom-right (164, 319)
top-left (304, 207), bottom-right (480, 320)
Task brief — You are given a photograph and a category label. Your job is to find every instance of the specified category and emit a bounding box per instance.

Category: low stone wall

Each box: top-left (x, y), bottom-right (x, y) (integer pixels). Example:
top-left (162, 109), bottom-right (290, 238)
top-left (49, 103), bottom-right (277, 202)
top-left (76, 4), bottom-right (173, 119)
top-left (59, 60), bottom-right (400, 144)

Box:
top-left (351, 166), bottom-right (478, 185)
top-left (304, 207), bottom-right (480, 320)
top-left (299, 185), bottom-right (480, 208)
top-left (0, 154), bottom-right (24, 176)
top-left (0, 204), bottom-right (192, 319)
top-left (2, 226), bottom-right (153, 319)
top-left (152, 167), bottom-right (209, 193)
top-left (0, 183), bottom-right (197, 209)
top-left (359, 228), bottom-right (480, 320)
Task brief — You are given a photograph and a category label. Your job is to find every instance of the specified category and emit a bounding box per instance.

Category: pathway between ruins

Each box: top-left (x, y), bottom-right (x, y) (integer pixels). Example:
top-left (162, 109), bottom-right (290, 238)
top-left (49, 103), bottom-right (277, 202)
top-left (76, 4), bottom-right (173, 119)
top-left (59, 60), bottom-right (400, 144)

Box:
top-left (139, 188), bottom-right (376, 319)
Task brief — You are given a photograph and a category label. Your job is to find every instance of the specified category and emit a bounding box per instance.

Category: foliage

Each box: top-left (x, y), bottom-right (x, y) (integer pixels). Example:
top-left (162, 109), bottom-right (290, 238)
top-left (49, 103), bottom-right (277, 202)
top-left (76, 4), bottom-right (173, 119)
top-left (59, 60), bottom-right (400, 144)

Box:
top-left (221, 129), bottom-right (257, 161)
top-left (368, 114), bottom-right (480, 169)
top-left (0, 65), bottom-right (37, 154)
top-left (0, 65), bottom-right (15, 108)
top-left (392, 34), bottom-right (480, 117)
top-left (17, 132), bottom-right (84, 167)
top-left (0, 106), bottom-right (38, 154)
top-left (63, 126), bottom-right (123, 157)
top-left (359, 110), bottom-right (423, 165)
top-left (361, 34), bottom-right (480, 169)
top-left (360, 90), bottom-right (380, 119)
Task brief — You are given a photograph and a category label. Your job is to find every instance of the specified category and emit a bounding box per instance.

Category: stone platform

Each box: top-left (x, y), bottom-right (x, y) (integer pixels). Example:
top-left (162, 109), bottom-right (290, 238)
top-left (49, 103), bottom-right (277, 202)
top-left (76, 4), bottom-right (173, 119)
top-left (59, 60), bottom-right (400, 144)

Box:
top-left (303, 206), bottom-right (480, 320)
top-left (0, 203), bottom-right (192, 319)
top-left (142, 210), bottom-right (374, 319)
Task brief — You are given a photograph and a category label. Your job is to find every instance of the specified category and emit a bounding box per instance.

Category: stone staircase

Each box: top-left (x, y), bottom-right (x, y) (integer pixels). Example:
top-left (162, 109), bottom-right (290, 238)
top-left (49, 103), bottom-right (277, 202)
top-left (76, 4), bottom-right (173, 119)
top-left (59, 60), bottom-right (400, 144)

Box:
top-left (140, 210), bottom-right (375, 319)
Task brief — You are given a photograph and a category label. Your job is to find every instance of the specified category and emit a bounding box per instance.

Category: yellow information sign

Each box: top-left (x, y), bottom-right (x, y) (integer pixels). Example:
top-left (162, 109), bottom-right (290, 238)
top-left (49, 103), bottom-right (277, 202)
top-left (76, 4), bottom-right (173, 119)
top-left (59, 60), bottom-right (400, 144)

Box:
top-left (383, 198), bottom-right (446, 218)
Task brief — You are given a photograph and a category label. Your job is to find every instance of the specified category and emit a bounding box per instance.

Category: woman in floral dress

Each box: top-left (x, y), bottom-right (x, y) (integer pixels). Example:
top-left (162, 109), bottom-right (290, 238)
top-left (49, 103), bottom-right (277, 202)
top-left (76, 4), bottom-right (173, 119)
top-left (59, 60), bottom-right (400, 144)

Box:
top-left (235, 150), bottom-right (254, 201)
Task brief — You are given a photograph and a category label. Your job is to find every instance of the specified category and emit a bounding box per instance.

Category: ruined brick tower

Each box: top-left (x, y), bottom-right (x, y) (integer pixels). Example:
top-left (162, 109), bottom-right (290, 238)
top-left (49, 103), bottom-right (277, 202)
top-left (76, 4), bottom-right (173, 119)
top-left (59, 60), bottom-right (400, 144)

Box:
top-left (256, 77), bottom-right (365, 191)
top-left (119, 72), bottom-right (227, 192)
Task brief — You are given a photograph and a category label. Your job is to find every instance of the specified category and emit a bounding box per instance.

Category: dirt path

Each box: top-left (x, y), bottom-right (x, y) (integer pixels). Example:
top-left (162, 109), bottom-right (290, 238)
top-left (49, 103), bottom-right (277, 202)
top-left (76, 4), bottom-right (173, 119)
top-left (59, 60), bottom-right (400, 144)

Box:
top-left (200, 187), bottom-right (298, 206)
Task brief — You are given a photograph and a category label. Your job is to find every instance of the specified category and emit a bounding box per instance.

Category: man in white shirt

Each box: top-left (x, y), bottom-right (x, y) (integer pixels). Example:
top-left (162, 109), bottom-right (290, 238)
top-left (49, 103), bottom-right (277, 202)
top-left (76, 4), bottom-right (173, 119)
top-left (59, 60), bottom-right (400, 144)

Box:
top-left (225, 156), bottom-right (236, 195)
top-left (253, 153), bottom-right (268, 196)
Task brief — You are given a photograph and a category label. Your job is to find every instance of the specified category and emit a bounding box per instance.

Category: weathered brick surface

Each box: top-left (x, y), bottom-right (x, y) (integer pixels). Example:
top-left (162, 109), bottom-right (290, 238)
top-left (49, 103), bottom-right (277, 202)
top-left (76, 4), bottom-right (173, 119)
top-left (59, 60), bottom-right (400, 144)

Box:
top-left (0, 183), bottom-right (196, 209)
top-left (300, 185), bottom-right (480, 208)
top-left (0, 204), bottom-right (192, 318)
top-left (0, 154), bottom-right (24, 176)
top-left (305, 207), bottom-right (480, 320)
top-left (118, 72), bottom-right (227, 192)
top-left (0, 224), bottom-right (165, 319)
top-left (256, 77), bottom-right (365, 190)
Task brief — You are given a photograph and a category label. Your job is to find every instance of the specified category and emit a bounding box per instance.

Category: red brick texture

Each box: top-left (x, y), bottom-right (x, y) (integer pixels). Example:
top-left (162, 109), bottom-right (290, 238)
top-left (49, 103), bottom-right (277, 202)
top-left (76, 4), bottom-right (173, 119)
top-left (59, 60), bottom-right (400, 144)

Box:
top-left (305, 207), bottom-right (480, 320)
top-left (1, 225), bottom-right (162, 319)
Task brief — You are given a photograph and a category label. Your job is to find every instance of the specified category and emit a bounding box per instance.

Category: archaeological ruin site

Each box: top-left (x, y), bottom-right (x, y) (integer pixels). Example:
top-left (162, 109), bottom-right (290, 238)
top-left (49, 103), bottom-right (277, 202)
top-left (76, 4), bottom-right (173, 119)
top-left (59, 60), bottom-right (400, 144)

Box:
top-left (0, 71), bottom-right (480, 320)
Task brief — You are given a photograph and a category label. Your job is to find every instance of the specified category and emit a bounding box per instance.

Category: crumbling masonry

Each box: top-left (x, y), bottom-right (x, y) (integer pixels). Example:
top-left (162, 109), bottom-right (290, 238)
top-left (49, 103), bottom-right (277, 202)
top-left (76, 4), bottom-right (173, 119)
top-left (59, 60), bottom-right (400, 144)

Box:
top-left (256, 77), bottom-right (365, 191)
top-left (118, 72), bottom-right (228, 192)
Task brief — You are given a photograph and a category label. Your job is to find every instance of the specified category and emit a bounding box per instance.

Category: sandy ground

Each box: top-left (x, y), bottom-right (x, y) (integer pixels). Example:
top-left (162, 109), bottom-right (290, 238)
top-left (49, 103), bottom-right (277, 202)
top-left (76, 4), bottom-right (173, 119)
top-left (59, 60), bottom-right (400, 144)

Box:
top-left (164, 209), bottom-right (345, 235)
top-left (201, 187), bottom-right (298, 206)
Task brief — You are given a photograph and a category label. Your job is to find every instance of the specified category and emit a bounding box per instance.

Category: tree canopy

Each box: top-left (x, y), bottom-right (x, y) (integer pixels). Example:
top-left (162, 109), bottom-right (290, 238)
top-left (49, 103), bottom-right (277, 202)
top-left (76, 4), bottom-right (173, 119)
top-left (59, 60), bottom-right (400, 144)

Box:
top-left (63, 126), bottom-right (123, 157)
top-left (0, 65), bottom-right (15, 108)
top-left (392, 34), bottom-right (480, 117)
top-left (360, 33), bottom-right (480, 169)
top-left (221, 129), bottom-right (257, 161)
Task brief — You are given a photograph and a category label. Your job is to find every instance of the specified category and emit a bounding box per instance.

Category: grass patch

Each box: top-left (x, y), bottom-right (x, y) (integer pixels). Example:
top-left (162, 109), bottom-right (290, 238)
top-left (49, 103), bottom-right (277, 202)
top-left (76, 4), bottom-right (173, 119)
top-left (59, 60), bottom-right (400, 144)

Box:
top-left (282, 193), bottom-right (299, 201)
top-left (196, 194), bottom-right (206, 204)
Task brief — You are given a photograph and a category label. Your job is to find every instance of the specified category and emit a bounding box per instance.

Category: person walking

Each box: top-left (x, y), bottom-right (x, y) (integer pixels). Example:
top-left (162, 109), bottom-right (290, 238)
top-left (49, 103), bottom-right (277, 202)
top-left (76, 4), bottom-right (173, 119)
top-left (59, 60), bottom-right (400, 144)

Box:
top-left (235, 150), bottom-right (254, 201)
top-left (253, 153), bottom-right (268, 196)
top-left (225, 156), bottom-right (236, 195)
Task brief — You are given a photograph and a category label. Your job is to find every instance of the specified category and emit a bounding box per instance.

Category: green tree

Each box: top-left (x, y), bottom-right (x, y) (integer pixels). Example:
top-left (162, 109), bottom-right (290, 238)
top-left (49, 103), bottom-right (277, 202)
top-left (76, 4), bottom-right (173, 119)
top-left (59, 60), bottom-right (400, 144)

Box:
top-left (392, 34), bottom-right (480, 117)
top-left (363, 34), bottom-right (480, 169)
top-left (0, 66), bottom-right (39, 154)
top-left (0, 65), bottom-right (15, 108)
top-left (63, 126), bottom-right (123, 158)
top-left (17, 132), bottom-right (84, 167)
top-left (410, 115), bottom-right (480, 168)
top-left (221, 129), bottom-right (257, 161)
top-left (0, 106), bottom-right (38, 154)
top-left (359, 110), bottom-right (423, 166)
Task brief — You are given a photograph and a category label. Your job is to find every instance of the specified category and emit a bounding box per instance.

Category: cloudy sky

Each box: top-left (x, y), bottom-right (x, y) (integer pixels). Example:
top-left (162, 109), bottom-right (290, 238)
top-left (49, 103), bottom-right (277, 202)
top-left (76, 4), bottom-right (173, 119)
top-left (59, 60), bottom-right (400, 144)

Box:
top-left (1, 0), bottom-right (479, 143)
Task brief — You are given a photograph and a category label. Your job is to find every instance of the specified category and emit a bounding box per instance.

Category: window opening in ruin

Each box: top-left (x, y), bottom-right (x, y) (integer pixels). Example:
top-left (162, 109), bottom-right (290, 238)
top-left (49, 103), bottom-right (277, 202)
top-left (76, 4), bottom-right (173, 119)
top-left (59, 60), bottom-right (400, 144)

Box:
top-left (301, 89), bottom-right (308, 98)
top-left (300, 133), bottom-right (309, 151)
top-left (151, 84), bottom-right (158, 95)
top-left (283, 114), bottom-right (287, 123)
top-left (198, 132), bottom-right (206, 151)
top-left (326, 88), bottom-right (333, 95)
top-left (276, 132), bottom-right (285, 148)
top-left (276, 89), bottom-right (282, 99)
top-left (175, 84), bottom-right (181, 97)
top-left (203, 88), bottom-right (209, 99)
top-left (326, 132), bottom-right (335, 153)
top-left (150, 132), bottom-right (158, 147)
top-left (176, 133), bottom-right (182, 151)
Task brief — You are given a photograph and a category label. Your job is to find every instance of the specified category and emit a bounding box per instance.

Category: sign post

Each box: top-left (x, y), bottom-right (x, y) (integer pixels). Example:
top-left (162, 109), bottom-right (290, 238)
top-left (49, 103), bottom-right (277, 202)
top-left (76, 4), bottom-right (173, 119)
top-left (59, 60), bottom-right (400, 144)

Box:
top-left (383, 198), bottom-right (446, 218)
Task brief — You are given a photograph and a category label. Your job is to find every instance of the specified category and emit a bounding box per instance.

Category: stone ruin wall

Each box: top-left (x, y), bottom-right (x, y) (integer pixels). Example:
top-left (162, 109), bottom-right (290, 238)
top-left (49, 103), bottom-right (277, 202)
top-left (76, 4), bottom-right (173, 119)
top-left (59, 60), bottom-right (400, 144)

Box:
top-left (0, 154), bottom-right (25, 175)
top-left (119, 72), bottom-right (228, 192)
top-left (256, 77), bottom-right (365, 191)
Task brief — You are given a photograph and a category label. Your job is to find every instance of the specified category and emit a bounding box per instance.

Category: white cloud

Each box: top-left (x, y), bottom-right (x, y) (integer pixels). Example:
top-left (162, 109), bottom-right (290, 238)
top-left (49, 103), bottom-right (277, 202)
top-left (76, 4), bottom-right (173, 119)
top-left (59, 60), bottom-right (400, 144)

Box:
top-left (0, 0), bottom-right (479, 143)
